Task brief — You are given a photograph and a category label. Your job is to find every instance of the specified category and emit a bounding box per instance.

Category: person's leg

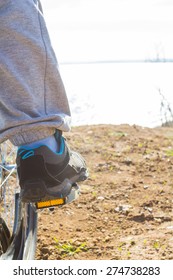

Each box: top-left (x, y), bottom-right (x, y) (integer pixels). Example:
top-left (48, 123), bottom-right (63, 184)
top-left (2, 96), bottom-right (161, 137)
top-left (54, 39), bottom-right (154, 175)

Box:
top-left (0, 0), bottom-right (71, 146)
top-left (0, 0), bottom-right (88, 203)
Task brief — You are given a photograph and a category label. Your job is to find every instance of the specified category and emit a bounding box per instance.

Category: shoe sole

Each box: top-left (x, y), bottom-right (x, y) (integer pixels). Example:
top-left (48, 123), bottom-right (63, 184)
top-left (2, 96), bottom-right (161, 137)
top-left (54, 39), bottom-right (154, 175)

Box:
top-left (21, 170), bottom-right (88, 203)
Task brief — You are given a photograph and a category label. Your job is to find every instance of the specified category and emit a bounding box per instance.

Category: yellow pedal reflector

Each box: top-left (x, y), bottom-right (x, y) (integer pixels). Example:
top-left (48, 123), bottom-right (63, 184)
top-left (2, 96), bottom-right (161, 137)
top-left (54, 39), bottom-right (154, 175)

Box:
top-left (36, 198), bottom-right (65, 209)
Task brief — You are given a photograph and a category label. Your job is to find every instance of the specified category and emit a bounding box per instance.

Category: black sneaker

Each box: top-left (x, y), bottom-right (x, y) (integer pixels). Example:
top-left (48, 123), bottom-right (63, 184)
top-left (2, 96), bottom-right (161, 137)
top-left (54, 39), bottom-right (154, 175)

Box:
top-left (16, 132), bottom-right (88, 203)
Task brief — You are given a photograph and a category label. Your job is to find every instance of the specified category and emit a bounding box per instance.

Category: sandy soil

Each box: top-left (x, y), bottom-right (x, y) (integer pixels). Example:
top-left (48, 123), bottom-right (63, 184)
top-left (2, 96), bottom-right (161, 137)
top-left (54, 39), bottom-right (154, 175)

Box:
top-left (36, 124), bottom-right (173, 260)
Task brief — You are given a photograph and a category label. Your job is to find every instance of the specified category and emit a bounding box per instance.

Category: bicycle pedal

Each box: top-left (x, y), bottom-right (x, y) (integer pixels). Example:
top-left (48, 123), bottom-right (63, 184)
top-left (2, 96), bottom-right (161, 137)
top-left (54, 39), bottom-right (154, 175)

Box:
top-left (65, 183), bottom-right (80, 204)
top-left (35, 184), bottom-right (80, 209)
top-left (35, 197), bottom-right (65, 209)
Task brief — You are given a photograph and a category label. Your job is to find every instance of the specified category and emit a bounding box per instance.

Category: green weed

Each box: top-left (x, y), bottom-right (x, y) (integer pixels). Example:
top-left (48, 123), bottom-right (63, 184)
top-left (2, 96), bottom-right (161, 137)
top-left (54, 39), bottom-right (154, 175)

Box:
top-left (153, 240), bottom-right (160, 250)
top-left (54, 238), bottom-right (88, 256)
top-left (166, 149), bottom-right (173, 157)
top-left (138, 142), bottom-right (144, 148)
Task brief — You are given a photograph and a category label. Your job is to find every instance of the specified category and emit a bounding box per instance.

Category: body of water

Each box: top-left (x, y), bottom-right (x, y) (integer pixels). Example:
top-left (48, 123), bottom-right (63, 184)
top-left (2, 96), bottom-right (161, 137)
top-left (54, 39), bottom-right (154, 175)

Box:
top-left (59, 62), bottom-right (173, 128)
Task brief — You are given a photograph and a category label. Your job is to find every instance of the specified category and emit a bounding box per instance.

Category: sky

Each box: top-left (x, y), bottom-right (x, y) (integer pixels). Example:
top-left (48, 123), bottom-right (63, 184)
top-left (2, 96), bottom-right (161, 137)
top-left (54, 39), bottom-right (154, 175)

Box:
top-left (40, 0), bottom-right (173, 62)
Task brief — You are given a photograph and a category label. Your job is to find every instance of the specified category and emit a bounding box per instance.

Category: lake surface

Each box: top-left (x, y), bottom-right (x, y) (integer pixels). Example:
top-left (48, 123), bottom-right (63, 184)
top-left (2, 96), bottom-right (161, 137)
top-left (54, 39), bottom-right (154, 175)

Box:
top-left (59, 62), bottom-right (173, 128)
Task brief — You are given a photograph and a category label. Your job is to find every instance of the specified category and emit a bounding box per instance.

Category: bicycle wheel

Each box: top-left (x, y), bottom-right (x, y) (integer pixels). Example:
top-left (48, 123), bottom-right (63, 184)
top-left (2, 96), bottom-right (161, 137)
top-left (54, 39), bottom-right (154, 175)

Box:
top-left (0, 141), bottom-right (38, 260)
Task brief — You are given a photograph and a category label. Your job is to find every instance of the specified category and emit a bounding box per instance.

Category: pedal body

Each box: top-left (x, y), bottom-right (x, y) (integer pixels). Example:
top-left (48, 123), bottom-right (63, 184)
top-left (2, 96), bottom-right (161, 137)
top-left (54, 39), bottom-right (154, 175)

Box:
top-left (35, 184), bottom-right (80, 209)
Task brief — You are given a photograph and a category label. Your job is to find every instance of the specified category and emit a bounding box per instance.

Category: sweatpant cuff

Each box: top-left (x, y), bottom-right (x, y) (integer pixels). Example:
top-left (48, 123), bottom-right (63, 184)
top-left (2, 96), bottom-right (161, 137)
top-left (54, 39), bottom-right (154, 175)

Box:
top-left (9, 127), bottom-right (56, 146)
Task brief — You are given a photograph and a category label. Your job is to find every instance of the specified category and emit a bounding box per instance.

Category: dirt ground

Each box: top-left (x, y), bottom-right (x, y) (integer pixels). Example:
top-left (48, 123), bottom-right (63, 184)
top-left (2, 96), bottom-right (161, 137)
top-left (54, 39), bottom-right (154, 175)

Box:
top-left (36, 124), bottom-right (173, 260)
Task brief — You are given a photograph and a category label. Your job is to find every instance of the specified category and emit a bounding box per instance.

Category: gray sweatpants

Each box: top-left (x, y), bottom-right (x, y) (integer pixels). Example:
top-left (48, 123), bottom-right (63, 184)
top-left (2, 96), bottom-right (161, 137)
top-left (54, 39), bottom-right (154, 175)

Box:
top-left (0, 0), bottom-right (71, 146)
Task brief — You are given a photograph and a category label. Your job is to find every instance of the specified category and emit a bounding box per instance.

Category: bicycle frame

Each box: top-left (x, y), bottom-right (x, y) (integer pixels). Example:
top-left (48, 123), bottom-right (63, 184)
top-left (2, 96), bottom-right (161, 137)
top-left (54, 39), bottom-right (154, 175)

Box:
top-left (0, 142), bottom-right (37, 260)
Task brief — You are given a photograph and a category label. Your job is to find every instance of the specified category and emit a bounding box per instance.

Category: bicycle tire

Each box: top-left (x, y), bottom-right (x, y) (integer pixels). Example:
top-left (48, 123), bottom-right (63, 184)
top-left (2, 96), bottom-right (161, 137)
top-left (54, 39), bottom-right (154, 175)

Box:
top-left (0, 141), bottom-right (38, 260)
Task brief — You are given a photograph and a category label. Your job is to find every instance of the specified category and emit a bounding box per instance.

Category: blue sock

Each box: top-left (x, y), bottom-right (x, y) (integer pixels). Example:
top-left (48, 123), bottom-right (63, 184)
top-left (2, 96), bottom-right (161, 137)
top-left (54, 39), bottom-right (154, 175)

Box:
top-left (19, 135), bottom-right (59, 153)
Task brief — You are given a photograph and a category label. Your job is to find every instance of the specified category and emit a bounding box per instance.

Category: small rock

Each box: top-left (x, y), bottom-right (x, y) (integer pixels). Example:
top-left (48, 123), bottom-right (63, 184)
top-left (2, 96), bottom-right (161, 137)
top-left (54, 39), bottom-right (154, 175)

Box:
top-left (114, 205), bottom-right (132, 214)
top-left (41, 247), bottom-right (50, 254)
top-left (76, 228), bottom-right (82, 232)
top-left (166, 226), bottom-right (173, 230)
top-left (97, 196), bottom-right (104, 201)
top-left (123, 158), bottom-right (133, 165)
top-left (42, 254), bottom-right (49, 260)
top-left (77, 204), bottom-right (83, 208)
top-left (104, 236), bottom-right (111, 242)
top-left (144, 206), bottom-right (153, 213)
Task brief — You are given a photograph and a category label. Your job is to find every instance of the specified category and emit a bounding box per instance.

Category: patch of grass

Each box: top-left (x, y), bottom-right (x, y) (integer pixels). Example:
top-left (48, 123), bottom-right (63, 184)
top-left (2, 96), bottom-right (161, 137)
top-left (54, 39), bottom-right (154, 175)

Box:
top-left (153, 240), bottom-right (160, 250)
top-left (166, 149), bottom-right (173, 157)
top-left (92, 191), bottom-right (97, 197)
top-left (117, 242), bottom-right (126, 252)
top-left (54, 238), bottom-right (88, 257)
top-left (138, 142), bottom-right (144, 148)
top-left (143, 239), bottom-right (147, 246)
top-left (127, 251), bottom-right (131, 258)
